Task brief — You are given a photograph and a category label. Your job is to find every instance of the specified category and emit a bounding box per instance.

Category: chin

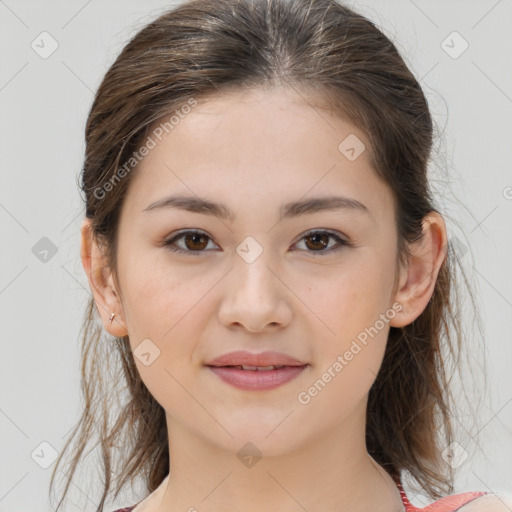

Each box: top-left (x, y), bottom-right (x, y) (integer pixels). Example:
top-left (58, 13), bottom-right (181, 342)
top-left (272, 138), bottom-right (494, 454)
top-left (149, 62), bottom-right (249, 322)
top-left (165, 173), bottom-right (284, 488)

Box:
top-left (209, 414), bottom-right (308, 457)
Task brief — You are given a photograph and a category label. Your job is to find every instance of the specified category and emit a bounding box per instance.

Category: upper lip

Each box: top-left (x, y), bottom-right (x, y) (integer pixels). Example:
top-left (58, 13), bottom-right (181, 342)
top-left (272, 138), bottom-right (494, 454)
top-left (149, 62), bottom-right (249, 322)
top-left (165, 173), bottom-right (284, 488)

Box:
top-left (205, 350), bottom-right (307, 367)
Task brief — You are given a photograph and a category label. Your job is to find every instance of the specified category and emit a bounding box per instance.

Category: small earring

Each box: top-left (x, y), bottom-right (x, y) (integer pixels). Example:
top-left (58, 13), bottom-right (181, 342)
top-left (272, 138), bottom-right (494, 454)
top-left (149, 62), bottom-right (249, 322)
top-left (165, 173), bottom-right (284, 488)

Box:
top-left (109, 313), bottom-right (116, 324)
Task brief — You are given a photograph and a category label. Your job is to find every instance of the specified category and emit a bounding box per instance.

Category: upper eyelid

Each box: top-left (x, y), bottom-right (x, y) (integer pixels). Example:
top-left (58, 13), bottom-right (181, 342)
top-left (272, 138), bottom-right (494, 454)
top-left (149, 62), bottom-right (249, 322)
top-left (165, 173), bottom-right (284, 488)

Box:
top-left (166, 228), bottom-right (345, 240)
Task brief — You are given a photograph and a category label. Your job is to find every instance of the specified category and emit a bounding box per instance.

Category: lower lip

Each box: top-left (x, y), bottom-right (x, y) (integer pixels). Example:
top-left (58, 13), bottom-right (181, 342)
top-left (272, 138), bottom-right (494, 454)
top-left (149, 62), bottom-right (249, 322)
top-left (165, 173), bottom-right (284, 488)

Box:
top-left (206, 365), bottom-right (308, 390)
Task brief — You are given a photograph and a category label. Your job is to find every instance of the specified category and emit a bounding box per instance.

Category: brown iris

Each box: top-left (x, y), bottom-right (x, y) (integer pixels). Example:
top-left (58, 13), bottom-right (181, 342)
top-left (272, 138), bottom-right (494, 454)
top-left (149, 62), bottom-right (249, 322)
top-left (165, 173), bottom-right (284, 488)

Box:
top-left (303, 232), bottom-right (329, 251)
top-left (182, 232), bottom-right (209, 251)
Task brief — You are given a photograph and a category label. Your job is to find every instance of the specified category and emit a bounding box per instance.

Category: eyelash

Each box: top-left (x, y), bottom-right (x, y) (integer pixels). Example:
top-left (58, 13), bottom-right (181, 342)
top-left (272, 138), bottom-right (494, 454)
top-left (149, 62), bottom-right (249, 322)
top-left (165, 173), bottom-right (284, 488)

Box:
top-left (163, 229), bottom-right (352, 256)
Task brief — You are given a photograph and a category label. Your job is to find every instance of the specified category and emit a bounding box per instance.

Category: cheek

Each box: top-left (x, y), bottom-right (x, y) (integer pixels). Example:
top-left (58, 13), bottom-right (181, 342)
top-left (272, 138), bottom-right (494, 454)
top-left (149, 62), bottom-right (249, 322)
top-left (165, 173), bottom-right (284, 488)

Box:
top-left (304, 264), bottom-right (388, 337)
top-left (124, 270), bottom-right (209, 409)
top-left (119, 251), bottom-right (195, 333)
top-left (301, 285), bottom-right (392, 420)
top-left (304, 263), bottom-right (392, 385)
top-left (120, 257), bottom-right (215, 364)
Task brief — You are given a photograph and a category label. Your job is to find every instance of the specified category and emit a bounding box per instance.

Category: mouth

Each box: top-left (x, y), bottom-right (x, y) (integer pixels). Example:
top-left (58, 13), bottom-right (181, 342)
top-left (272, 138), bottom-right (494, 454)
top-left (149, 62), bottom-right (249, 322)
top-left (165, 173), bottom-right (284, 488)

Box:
top-left (205, 364), bottom-right (309, 390)
top-left (212, 364), bottom-right (288, 371)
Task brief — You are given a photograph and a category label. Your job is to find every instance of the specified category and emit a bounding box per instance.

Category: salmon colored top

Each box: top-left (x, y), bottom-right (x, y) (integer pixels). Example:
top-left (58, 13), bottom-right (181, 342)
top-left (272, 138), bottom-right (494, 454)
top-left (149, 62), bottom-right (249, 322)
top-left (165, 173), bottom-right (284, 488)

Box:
top-left (111, 479), bottom-right (489, 512)
top-left (395, 480), bottom-right (487, 511)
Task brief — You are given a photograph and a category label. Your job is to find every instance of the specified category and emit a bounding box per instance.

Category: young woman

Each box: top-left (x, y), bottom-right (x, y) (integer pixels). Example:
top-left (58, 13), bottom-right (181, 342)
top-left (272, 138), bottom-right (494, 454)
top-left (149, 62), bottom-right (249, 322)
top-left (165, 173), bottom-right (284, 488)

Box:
top-left (50, 0), bottom-right (511, 511)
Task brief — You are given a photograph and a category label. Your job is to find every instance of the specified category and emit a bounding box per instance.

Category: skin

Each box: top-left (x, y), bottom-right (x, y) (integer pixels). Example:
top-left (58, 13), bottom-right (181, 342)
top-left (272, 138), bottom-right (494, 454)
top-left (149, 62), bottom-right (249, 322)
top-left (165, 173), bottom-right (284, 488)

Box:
top-left (81, 85), bottom-right (448, 512)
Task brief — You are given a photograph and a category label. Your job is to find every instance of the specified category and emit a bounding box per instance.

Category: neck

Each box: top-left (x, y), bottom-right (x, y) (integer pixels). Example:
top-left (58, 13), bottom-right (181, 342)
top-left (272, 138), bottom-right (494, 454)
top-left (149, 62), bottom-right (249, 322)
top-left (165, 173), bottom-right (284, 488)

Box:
top-left (147, 402), bottom-right (404, 512)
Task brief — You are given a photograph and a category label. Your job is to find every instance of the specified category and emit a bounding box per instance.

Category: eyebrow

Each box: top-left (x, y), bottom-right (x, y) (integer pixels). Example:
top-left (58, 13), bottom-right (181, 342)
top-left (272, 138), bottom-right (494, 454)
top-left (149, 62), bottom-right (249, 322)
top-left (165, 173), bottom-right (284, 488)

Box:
top-left (142, 194), bottom-right (371, 221)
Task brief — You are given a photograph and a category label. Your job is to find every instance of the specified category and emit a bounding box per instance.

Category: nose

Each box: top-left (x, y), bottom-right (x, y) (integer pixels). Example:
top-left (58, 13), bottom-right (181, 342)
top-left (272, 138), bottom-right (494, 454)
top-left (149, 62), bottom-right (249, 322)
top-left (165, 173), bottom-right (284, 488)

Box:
top-left (217, 251), bottom-right (293, 333)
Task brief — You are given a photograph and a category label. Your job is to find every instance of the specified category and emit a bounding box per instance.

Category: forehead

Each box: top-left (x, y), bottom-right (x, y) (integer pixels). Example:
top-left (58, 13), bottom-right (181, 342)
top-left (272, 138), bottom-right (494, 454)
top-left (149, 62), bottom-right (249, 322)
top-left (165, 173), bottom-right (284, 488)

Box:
top-left (122, 85), bottom-right (395, 225)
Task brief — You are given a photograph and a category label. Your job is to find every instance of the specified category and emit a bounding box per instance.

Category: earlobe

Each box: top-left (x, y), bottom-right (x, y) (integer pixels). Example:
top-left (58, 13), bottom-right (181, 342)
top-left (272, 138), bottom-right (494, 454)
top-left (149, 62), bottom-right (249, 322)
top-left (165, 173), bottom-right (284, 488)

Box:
top-left (389, 212), bottom-right (448, 328)
top-left (80, 218), bottom-right (128, 337)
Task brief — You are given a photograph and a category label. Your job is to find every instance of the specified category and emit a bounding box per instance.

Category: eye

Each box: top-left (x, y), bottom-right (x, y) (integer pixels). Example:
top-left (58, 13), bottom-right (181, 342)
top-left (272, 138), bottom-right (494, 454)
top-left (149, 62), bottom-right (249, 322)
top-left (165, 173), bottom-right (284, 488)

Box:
top-left (163, 230), bottom-right (218, 255)
top-left (163, 229), bottom-right (351, 256)
top-left (292, 229), bottom-right (351, 255)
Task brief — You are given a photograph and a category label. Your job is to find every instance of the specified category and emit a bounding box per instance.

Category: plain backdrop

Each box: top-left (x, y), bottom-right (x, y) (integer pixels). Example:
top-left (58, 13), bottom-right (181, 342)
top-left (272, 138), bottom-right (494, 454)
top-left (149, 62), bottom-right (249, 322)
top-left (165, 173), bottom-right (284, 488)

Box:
top-left (1, 0), bottom-right (511, 511)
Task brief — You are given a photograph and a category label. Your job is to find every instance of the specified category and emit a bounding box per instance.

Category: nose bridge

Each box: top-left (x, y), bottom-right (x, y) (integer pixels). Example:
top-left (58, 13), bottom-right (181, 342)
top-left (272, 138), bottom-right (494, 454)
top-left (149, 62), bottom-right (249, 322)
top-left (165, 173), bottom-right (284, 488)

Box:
top-left (217, 234), bottom-right (290, 331)
top-left (233, 234), bottom-right (277, 298)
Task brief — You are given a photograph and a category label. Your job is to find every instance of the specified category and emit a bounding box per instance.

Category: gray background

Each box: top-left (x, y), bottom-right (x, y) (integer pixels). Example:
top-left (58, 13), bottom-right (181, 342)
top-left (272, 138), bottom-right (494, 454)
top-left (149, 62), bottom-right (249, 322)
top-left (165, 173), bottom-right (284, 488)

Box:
top-left (1, 0), bottom-right (511, 511)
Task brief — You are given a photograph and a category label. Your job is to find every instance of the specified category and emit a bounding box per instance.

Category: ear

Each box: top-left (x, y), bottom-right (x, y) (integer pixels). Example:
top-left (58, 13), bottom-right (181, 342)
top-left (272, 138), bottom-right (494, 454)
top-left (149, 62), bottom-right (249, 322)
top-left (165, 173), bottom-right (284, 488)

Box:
top-left (389, 211), bottom-right (448, 328)
top-left (80, 217), bottom-right (128, 337)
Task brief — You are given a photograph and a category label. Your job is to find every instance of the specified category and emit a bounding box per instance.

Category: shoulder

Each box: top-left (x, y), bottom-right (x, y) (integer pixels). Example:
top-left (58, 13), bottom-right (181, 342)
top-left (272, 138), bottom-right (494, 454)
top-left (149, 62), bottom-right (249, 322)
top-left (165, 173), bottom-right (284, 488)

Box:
top-left (458, 492), bottom-right (512, 511)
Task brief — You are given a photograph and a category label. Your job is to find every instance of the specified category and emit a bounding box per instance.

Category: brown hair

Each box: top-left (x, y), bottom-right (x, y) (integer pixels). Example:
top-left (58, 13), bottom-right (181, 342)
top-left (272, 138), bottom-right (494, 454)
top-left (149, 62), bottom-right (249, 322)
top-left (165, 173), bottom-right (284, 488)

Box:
top-left (50, 0), bottom-right (485, 510)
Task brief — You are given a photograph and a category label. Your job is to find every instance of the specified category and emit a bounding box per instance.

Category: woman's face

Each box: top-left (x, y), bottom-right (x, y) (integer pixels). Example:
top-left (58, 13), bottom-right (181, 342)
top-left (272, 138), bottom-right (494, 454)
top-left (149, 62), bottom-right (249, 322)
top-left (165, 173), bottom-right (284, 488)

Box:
top-left (109, 85), bottom-right (403, 454)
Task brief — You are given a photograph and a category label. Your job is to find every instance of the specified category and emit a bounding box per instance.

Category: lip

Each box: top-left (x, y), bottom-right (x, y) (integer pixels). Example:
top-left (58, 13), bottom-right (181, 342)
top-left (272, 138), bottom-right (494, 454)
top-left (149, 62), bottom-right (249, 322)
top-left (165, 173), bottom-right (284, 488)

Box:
top-left (205, 350), bottom-right (307, 367)
top-left (205, 350), bottom-right (309, 391)
top-left (207, 365), bottom-right (308, 391)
